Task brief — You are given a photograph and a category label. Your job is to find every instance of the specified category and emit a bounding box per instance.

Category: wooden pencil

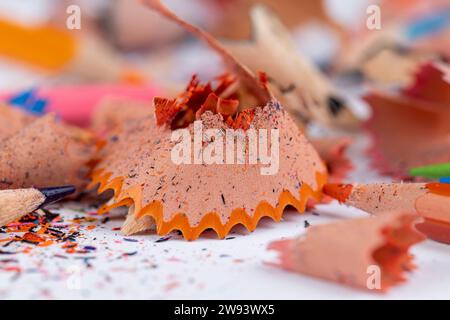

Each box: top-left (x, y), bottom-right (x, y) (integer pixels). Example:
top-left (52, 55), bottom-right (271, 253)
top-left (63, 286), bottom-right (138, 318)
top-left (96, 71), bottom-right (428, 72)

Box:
top-left (0, 186), bottom-right (75, 227)
top-left (323, 182), bottom-right (450, 244)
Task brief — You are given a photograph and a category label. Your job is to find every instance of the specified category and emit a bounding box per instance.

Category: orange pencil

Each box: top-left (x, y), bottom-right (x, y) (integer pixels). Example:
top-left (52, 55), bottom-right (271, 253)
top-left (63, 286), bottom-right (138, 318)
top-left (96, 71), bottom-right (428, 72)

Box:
top-left (0, 19), bottom-right (142, 83)
top-left (323, 182), bottom-right (450, 244)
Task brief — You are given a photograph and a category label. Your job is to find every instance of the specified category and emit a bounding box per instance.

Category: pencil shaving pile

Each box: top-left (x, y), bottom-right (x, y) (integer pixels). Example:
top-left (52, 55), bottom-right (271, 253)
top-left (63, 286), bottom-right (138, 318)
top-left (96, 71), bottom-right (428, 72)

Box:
top-left (0, 0), bottom-right (450, 294)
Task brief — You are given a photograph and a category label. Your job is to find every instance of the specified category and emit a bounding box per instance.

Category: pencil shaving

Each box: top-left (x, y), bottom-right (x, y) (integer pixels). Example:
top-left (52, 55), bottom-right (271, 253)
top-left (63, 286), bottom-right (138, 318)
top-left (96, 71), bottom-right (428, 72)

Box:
top-left (361, 48), bottom-right (435, 85)
top-left (0, 114), bottom-right (95, 190)
top-left (402, 62), bottom-right (450, 106)
top-left (140, 0), bottom-right (272, 106)
top-left (222, 6), bottom-right (359, 130)
top-left (92, 97), bottom-right (153, 135)
top-left (91, 99), bottom-right (327, 240)
top-left (87, 0), bottom-right (327, 240)
top-left (310, 137), bottom-right (353, 183)
top-left (0, 104), bottom-right (34, 141)
top-left (269, 212), bottom-right (425, 291)
top-left (364, 63), bottom-right (450, 177)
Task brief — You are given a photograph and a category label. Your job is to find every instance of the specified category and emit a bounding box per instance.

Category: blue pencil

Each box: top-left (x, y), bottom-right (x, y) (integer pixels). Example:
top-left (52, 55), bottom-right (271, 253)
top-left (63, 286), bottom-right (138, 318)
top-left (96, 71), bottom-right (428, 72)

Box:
top-left (440, 177), bottom-right (450, 184)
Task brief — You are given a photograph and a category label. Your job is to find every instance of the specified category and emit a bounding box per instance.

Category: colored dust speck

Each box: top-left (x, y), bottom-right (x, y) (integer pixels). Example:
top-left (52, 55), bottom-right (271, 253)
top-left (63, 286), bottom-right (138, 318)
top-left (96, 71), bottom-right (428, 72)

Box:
top-left (155, 236), bottom-right (171, 243)
top-left (0, 209), bottom-right (99, 256)
top-left (164, 281), bottom-right (180, 292)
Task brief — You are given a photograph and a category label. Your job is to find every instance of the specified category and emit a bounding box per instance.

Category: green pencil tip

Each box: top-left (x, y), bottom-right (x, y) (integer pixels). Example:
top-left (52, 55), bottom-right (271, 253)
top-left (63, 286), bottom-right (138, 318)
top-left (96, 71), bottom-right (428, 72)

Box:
top-left (409, 162), bottom-right (450, 179)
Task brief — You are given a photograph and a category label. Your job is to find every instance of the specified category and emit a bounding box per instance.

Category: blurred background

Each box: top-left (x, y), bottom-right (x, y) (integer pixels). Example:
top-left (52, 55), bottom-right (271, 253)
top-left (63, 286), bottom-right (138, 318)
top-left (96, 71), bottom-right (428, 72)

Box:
top-left (0, 0), bottom-right (449, 131)
top-left (0, 0), bottom-right (372, 90)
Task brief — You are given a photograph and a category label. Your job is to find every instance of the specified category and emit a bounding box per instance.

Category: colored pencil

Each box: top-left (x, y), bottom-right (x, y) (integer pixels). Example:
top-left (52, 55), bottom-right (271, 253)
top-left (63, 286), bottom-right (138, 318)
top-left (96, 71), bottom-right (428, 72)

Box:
top-left (0, 186), bottom-right (75, 226)
top-left (410, 162), bottom-right (450, 179)
top-left (323, 182), bottom-right (450, 244)
top-left (440, 177), bottom-right (450, 184)
top-left (0, 19), bottom-right (142, 83)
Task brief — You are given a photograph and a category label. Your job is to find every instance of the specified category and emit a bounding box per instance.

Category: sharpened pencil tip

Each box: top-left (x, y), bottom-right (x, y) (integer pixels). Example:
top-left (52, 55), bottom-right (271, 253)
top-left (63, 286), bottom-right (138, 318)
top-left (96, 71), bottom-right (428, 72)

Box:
top-left (323, 183), bottom-right (353, 203)
top-left (38, 185), bottom-right (76, 208)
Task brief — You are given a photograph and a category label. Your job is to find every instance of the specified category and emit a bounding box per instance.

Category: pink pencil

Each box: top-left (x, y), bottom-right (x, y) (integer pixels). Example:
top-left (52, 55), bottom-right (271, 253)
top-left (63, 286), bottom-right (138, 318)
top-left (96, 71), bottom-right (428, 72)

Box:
top-left (2, 84), bottom-right (160, 127)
